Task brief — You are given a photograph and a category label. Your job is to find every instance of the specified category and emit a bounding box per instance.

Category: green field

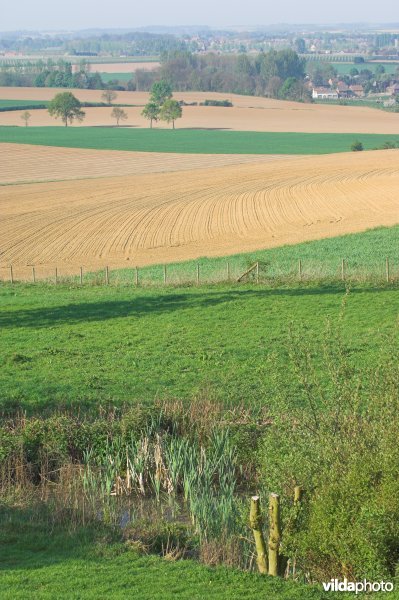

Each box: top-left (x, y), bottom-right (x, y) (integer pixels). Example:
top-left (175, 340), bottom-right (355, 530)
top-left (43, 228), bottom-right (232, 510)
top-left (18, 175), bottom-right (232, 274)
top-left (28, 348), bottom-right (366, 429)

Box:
top-left (0, 99), bottom-right (49, 111)
top-left (0, 506), bottom-right (339, 600)
top-left (99, 72), bottom-right (135, 82)
top-left (1, 126), bottom-right (399, 154)
top-left (1, 226), bottom-right (398, 413)
top-left (306, 60), bottom-right (399, 76)
top-left (95, 226), bottom-right (399, 286)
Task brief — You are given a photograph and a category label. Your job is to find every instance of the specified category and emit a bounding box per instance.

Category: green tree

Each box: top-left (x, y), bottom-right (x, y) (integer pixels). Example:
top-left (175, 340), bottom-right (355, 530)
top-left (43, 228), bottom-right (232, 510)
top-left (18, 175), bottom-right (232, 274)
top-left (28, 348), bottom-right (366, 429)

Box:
top-left (102, 89), bottom-right (117, 105)
top-left (159, 99), bottom-right (182, 129)
top-left (141, 101), bottom-right (160, 128)
top-left (20, 111), bottom-right (31, 127)
top-left (150, 80), bottom-right (173, 105)
top-left (111, 106), bottom-right (128, 126)
top-left (48, 92), bottom-right (85, 127)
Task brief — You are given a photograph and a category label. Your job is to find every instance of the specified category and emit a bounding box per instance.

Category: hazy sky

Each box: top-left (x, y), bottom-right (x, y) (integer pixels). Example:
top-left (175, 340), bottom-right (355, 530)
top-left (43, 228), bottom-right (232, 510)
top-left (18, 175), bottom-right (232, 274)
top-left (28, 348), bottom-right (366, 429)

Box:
top-left (2, 0), bottom-right (399, 31)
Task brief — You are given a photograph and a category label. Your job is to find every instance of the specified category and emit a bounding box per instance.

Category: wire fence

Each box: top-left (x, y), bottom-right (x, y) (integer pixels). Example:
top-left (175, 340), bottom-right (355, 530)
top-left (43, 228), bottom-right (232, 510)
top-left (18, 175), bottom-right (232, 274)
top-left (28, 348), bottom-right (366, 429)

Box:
top-left (1, 258), bottom-right (397, 287)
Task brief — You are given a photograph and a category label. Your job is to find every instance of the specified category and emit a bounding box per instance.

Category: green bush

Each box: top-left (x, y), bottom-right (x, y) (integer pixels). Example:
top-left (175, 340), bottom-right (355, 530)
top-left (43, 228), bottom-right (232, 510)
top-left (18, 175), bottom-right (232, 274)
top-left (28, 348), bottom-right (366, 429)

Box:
top-left (351, 140), bottom-right (363, 151)
top-left (258, 319), bottom-right (399, 581)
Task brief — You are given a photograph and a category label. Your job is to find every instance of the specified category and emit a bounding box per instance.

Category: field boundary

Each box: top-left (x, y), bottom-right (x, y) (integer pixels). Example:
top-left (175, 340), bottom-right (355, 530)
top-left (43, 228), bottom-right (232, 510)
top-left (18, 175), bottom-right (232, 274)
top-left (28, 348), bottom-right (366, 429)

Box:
top-left (2, 257), bottom-right (396, 286)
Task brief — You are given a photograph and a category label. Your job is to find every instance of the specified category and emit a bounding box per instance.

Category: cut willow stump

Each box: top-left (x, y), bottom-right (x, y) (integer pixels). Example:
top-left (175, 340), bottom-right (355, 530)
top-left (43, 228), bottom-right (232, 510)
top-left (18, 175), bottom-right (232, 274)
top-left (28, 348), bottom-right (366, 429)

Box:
top-left (249, 495), bottom-right (268, 574)
top-left (268, 493), bottom-right (281, 576)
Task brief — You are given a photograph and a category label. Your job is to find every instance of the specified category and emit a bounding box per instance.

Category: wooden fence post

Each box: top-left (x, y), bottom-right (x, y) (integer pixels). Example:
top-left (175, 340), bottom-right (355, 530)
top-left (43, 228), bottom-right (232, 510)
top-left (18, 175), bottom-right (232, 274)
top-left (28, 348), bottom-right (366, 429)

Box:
top-left (298, 259), bottom-right (302, 280)
top-left (249, 496), bottom-right (268, 575)
top-left (32, 266), bottom-right (36, 283)
top-left (55, 267), bottom-right (58, 285)
top-left (10, 265), bottom-right (14, 284)
top-left (341, 258), bottom-right (345, 281)
top-left (80, 267), bottom-right (83, 285)
top-left (386, 257), bottom-right (390, 283)
top-left (135, 266), bottom-right (139, 286)
top-left (227, 261), bottom-right (230, 281)
top-left (105, 266), bottom-right (109, 285)
top-left (268, 493), bottom-right (281, 577)
top-left (196, 263), bottom-right (200, 285)
top-left (256, 261), bottom-right (259, 284)
top-left (163, 264), bottom-right (167, 285)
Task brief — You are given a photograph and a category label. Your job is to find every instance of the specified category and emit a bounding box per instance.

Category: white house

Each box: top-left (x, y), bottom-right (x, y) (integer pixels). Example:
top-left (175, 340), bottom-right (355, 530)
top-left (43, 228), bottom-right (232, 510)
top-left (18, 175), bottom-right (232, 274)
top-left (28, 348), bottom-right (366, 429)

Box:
top-left (312, 87), bottom-right (339, 100)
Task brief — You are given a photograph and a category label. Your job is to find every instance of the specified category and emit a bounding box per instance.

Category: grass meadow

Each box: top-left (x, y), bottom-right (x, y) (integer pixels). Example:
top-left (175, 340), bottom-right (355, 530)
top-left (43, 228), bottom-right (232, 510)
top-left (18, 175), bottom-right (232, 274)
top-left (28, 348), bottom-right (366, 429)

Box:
top-left (0, 507), bottom-right (337, 600)
top-left (1, 225), bottom-right (398, 414)
top-left (1, 126), bottom-right (399, 154)
top-left (1, 227), bottom-right (399, 597)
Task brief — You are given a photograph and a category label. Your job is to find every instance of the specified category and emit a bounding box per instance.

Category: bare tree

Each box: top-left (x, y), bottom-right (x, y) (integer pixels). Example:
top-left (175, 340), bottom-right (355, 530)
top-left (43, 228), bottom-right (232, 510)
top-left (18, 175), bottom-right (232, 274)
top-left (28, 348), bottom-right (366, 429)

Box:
top-left (111, 107), bottom-right (128, 126)
top-left (102, 89), bottom-right (118, 105)
top-left (20, 111), bottom-right (31, 127)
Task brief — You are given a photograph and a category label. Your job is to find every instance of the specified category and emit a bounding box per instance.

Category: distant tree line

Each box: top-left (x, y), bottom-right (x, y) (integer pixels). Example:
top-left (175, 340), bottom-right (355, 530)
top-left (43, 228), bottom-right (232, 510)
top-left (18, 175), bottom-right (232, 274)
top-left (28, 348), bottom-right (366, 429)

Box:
top-left (131, 50), bottom-right (310, 101)
top-left (0, 59), bottom-right (105, 90)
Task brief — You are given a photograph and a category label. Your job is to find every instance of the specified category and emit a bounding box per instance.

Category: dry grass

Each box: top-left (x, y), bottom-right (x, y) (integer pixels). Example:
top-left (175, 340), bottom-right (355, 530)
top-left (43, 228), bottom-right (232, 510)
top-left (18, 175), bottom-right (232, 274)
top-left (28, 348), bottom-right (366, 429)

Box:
top-left (1, 150), bottom-right (398, 278)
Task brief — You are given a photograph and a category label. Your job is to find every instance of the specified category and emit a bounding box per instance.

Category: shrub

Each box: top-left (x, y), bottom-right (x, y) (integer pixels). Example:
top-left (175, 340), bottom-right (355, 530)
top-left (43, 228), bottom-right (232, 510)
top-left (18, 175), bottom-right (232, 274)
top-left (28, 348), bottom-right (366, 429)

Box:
top-left (258, 317), bottom-right (399, 581)
top-left (351, 140), bottom-right (363, 151)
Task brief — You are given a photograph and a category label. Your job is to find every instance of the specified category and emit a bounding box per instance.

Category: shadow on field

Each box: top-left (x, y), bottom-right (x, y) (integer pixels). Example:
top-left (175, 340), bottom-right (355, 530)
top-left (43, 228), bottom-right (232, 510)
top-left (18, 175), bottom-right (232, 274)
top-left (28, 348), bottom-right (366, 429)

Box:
top-left (0, 285), bottom-right (381, 329)
top-left (0, 504), bottom-right (115, 572)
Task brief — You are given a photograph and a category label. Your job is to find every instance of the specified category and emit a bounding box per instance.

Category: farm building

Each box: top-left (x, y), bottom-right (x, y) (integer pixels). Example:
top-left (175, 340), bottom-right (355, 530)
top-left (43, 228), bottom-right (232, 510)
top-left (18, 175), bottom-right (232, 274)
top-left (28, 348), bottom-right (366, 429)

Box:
top-left (312, 87), bottom-right (339, 100)
top-left (387, 83), bottom-right (399, 96)
top-left (349, 84), bottom-right (365, 97)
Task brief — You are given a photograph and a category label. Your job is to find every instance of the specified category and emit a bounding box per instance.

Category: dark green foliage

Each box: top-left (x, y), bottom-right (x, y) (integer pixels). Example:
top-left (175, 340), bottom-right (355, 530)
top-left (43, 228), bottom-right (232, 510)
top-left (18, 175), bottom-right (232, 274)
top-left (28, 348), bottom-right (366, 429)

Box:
top-left (351, 140), bottom-right (364, 151)
top-left (201, 99), bottom-right (233, 107)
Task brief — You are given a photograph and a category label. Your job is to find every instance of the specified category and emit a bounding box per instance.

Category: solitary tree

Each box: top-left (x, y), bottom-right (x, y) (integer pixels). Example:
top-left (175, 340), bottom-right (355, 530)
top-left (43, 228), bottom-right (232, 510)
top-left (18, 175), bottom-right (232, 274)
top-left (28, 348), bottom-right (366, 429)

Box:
top-left (102, 89), bottom-right (118, 105)
top-left (21, 111), bottom-right (31, 127)
top-left (48, 92), bottom-right (85, 127)
top-left (159, 99), bottom-right (182, 129)
top-left (141, 101), bottom-right (160, 128)
top-left (150, 80), bottom-right (172, 105)
top-left (111, 106), bottom-right (128, 126)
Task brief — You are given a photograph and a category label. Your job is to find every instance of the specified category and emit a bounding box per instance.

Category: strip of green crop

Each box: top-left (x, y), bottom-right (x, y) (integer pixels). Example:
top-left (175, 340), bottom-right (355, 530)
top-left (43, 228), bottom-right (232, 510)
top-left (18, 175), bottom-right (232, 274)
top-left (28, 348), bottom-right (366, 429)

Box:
top-left (1, 126), bottom-right (399, 154)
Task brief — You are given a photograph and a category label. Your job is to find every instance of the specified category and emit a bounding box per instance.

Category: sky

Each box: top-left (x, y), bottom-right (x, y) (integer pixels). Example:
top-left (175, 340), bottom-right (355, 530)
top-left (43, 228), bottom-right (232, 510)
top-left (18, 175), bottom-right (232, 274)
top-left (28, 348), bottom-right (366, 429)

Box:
top-left (1, 0), bottom-right (399, 31)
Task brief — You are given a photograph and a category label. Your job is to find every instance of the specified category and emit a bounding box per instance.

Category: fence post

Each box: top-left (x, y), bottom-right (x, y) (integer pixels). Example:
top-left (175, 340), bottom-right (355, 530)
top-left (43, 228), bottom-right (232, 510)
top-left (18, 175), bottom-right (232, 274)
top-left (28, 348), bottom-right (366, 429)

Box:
top-left (163, 264), bottom-right (167, 285)
top-left (249, 496), bottom-right (268, 575)
top-left (10, 265), bottom-right (14, 284)
top-left (298, 259), bottom-right (302, 280)
top-left (32, 266), bottom-right (36, 283)
top-left (268, 493), bottom-right (281, 577)
top-left (341, 258), bottom-right (345, 281)
top-left (55, 267), bottom-right (58, 285)
top-left (386, 257), bottom-right (390, 283)
top-left (196, 263), bottom-right (200, 285)
top-left (227, 261), bottom-right (230, 281)
top-left (105, 266), bottom-right (109, 285)
top-left (80, 267), bottom-right (83, 285)
top-left (256, 261), bottom-right (259, 284)
top-left (135, 266), bottom-right (139, 286)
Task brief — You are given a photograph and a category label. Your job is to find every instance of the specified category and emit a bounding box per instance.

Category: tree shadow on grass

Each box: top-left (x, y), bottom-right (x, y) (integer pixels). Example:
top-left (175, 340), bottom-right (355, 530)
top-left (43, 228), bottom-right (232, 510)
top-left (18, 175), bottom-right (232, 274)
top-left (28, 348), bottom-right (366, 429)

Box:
top-left (0, 284), bottom-right (382, 330)
top-left (0, 504), bottom-right (118, 573)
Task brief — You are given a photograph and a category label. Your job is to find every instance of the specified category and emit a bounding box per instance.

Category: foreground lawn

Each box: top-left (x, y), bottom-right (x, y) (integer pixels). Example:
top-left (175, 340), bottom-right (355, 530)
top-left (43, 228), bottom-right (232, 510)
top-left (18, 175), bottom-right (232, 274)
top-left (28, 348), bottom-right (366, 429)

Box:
top-left (0, 506), bottom-right (338, 600)
top-left (1, 126), bottom-right (398, 154)
top-left (1, 279), bottom-right (397, 413)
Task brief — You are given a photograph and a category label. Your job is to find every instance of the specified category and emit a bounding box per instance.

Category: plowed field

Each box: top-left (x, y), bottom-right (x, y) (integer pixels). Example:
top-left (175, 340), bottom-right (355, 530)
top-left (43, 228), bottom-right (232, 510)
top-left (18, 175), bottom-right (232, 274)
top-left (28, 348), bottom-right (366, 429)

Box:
top-left (0, 143), bottom-right (286, 184)
top-left (1, 88), bottom-right (399, 133)
top-left (1, 150), bottom-right (398, 279)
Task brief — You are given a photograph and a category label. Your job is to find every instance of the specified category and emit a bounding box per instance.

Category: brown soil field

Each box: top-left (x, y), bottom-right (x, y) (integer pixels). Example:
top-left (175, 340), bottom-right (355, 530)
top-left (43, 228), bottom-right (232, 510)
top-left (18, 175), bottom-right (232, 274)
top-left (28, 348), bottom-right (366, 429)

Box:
top-left (0, 143), bottom-right (288, 185)
top-left (90, 62), bottom-right (160, 73)
top-left (1, 150), bottom-right (398, 279)
top-left (1, 88), bottom-right (399, 133)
